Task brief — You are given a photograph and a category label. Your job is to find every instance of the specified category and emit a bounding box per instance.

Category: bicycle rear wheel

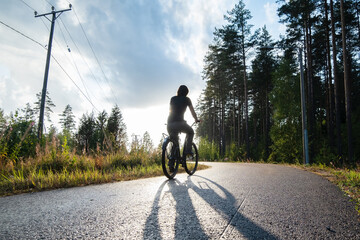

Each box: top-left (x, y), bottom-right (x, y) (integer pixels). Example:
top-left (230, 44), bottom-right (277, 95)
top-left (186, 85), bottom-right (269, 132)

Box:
top-left (162, 139), bottom-right (179, 179)
top-left (184, 143), bottom-right (198, 175)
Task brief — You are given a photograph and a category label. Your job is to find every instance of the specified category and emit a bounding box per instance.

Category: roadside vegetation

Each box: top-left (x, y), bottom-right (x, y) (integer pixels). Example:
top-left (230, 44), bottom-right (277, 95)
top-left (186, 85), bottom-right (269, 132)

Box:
top-left (0, 130), bottom-right (208, 196)
top-left (0, 134), bottom-right (163, 196)
top-left (0, 103), bottom-right (209, 196)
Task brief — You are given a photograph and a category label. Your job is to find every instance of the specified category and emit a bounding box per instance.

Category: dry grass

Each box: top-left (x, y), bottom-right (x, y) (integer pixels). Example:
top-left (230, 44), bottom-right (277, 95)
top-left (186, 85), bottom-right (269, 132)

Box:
top-left (0, 143), bottom-right (210, 196)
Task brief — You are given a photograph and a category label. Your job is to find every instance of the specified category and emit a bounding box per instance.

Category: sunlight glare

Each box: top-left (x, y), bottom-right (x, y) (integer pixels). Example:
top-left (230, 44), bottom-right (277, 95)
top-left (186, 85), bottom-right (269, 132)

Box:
top-left (123, 104), bottom-right (169, 146)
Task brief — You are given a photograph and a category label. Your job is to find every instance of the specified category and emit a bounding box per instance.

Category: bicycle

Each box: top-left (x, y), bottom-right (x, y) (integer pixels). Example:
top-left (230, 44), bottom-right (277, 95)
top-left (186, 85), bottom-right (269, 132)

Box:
top-left (161, 123), bottom-right (199, 179)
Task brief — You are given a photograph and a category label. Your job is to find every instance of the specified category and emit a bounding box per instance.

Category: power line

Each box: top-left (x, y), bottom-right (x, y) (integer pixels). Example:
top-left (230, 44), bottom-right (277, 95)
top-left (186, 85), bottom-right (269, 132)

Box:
top-left (51, 55), bottom-right (100, 113)
top-left (7, 2), bottom-right (112, 116)
top-left (58, 16), bottom-right (108, 96)
top-left (43, 0), bottom-right (53, 8)
top-left (42, 0), bottom-right (120, 106)
top-left (37, 13), bottom-right (98, 109)
top-left (36, 8), bottom-right (99, 109)
top-left (8, 1), bottom-right (116, 145)
top-left (19, 0), bottom-right (36, 12)
top-left (72, 7), bottom-right (119, 104)
top-left (68, 50), bottom-right (92, 101)
top-left (0, 20), bottom-right (46, 49)
top-left (36, 0), bottom-right (116, 108)
top-left (16, 1), bottom-right (103, 111)
top-left (0, 14), bottom-right (100, 118)
top-left (56, 19), bottom-right (98, 103)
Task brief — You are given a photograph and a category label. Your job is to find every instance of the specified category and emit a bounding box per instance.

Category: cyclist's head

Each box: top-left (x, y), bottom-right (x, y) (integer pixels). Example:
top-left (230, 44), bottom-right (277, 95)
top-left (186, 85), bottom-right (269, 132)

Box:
top-left (177, 85), bottom-right (189, 97)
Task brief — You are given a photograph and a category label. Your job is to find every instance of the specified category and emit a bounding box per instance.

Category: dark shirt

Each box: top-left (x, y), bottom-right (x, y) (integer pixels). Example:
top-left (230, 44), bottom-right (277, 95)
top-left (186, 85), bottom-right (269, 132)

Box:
top-left (167, 96), bottom-right (192, 123)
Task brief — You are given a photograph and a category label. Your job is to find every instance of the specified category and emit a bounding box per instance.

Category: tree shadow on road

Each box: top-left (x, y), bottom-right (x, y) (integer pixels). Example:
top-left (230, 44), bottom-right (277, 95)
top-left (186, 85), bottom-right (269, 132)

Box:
top-left (143, 176), bottom-right (278, 239)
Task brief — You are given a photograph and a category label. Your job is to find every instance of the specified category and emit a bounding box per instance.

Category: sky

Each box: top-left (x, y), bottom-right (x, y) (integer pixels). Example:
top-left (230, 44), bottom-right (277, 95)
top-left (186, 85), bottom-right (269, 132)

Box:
top-left (0, 0), bottom-right (286, 146)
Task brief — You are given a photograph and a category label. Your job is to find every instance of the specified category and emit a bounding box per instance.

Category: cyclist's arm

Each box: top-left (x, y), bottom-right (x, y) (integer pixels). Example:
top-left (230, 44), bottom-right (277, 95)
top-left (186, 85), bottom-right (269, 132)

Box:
top-left (188, 100), bottom-right (200, 122)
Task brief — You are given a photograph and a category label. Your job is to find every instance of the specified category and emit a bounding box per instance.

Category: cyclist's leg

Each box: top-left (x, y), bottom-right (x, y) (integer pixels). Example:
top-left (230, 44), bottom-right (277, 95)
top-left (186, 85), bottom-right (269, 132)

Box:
top-left (179, 122), bottom-right (194, 155)
top-left (167, 124), bottom-right (179, 171)
top-left (168, 121), bottom-right (194, 154)
top-left (185, 126), bottom-right (194, 154)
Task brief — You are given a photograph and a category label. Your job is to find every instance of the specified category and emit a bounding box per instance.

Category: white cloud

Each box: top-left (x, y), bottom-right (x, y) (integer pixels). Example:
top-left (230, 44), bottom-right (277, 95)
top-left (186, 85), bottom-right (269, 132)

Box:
top-left (264, 2), bottom-right (277, 24)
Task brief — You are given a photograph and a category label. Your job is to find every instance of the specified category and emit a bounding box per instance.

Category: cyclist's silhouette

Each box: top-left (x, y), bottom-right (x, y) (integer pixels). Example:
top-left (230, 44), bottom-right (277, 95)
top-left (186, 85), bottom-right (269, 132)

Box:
top-left (167, 85), bottom-right (200, 170)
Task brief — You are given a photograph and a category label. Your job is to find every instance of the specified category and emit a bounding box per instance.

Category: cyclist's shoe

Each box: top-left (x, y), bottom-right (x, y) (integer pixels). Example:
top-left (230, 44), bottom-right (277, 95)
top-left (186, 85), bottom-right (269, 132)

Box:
top-left (168, 158), bottom-right (175, 172)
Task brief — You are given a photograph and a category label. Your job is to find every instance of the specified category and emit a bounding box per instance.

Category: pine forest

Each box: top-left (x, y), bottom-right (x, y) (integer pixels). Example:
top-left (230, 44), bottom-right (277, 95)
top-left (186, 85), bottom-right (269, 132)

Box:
top-left (196, 0), bottom-right (360, 166)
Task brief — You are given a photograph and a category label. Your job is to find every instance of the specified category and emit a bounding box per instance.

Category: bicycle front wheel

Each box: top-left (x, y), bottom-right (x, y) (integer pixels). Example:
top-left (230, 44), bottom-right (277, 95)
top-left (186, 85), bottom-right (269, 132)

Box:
top-left (162, 139), bottom-right (179, 179)
top-left (184, 143), bottom-right (198, 175)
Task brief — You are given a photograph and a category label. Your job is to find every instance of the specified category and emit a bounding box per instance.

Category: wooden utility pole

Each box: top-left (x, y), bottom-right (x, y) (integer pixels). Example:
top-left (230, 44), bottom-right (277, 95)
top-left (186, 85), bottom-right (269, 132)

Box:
top-left (35, 5), bottom-right (72, 140)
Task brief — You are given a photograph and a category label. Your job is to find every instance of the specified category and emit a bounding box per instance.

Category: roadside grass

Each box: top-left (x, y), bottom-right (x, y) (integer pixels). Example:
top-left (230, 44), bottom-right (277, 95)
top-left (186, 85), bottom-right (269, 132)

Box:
top-left (0, 145), bottom-right (209, 196)
top-left (299, 164), bottom-right (360, 215)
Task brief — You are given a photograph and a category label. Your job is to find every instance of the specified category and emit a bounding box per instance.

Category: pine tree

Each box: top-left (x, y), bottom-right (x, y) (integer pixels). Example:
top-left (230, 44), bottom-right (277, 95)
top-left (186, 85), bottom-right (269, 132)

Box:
top-left (250, 26), bottom-right (277, 160)
top-left (107, 105), bottom-right (127, 150)
top-left (96, 110), bottom-right (108, 151)
top-left (77, 112), bottom-right (97, 153)
top-left (59, 104), bottom-right (76, 133)
top-left (224, 0), bottom-right (254, 158)
top-left (34, 91), bottom-right (56, 123)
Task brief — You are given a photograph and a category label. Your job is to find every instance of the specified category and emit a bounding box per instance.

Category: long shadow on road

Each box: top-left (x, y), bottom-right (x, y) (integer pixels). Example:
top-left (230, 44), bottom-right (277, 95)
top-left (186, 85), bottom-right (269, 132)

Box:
top-left (143, 175), bottom-right (278, 239)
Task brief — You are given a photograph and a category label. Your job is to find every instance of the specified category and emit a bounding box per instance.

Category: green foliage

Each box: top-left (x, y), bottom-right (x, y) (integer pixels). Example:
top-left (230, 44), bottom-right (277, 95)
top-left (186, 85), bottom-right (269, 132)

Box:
top-left (107, 105), bottom-right (127, 150)
top-left (313, 140), bottom-right (340, 166)
top-left (77, 112), bottom-right (97, 153)
top-left (59, 104), bottom-right (76, 133)
top-left (352, 110), bottom-right (360, 163)
top-left (33, 91), bottom-right (56, 123)
top-left (227, 142), bottom-right (246, 161)
top-left (269, 123), bottom-right (302, 164)
top-left (0, 112), bottom-right (37, 164)
top-left (198, 137), bottom-right (219, 161)
top-left (268, 58), bottom-right (302, 164)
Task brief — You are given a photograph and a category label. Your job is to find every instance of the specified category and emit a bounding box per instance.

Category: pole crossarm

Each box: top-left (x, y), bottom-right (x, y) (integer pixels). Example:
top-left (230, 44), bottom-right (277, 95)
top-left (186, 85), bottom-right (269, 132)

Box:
top-left (35, 8), bottom-right (72, 19)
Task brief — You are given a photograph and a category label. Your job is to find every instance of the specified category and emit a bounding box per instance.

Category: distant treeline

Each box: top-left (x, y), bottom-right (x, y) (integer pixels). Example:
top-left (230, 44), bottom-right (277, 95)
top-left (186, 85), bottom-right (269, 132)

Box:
top-left (0, 92), bottom-right (155, 164)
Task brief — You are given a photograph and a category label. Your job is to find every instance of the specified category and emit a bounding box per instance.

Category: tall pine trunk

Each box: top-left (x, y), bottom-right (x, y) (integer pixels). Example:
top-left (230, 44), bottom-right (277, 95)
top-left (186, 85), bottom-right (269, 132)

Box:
top-left (324, 0), bottom-right (335, 149)
top-left (305, 14), bottom-right (314, 163)
top-left (330, 0), bottom-right (342, 159)
top-left (241, 32), bottom-right (250, 159)
top-left (340, 0), bottom-right (354, 164)
top-left (242, 55), bottom-right (249, 159)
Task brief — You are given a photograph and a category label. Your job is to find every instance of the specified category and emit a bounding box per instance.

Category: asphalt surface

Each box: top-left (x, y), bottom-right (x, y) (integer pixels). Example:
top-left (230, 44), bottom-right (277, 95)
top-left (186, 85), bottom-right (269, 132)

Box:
top-left (0, 162), bottom-right (359, 239)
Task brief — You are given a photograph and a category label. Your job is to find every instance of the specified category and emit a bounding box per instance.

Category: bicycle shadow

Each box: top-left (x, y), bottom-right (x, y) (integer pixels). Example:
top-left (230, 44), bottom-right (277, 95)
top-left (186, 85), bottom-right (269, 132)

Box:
top-left (143, 175), bottom-right (278, 239)
top-left (143, 178), bottom-right (208, 239)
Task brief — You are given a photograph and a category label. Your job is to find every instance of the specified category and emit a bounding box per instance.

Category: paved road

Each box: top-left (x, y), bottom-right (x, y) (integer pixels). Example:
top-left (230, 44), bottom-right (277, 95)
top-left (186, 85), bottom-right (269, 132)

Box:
top-left (0, 163), bottom-right (359, 239)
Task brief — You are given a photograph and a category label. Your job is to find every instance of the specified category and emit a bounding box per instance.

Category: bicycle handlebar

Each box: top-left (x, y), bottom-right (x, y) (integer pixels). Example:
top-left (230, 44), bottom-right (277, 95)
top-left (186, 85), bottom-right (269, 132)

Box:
top-left (191, 120), bottom-right (201, 127)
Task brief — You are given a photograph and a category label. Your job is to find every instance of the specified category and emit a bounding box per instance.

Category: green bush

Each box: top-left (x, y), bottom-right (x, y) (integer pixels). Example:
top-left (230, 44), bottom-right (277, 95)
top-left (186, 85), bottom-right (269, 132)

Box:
top-left (198, 137), bottom-right (219, 161)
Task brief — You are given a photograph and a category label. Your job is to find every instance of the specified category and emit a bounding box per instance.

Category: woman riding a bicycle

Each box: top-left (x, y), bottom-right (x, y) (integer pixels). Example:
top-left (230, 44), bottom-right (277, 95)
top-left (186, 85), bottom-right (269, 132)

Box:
top-left (167, 85), bottom-right (200, 171)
